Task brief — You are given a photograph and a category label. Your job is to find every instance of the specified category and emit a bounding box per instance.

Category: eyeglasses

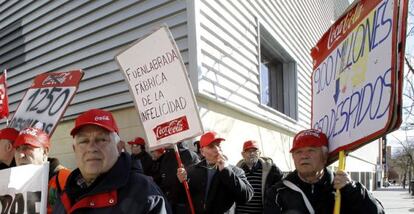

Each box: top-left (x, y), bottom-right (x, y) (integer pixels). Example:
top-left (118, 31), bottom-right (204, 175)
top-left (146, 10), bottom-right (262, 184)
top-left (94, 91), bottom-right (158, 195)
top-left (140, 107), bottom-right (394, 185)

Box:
top-left (243, 149), bottom-right (259, 154)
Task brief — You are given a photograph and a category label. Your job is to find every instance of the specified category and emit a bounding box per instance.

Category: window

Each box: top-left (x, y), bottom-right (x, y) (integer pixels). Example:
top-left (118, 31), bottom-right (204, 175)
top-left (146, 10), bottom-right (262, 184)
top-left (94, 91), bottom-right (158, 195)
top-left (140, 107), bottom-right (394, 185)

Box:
top-left (259, 25), bottom-right (297, 120)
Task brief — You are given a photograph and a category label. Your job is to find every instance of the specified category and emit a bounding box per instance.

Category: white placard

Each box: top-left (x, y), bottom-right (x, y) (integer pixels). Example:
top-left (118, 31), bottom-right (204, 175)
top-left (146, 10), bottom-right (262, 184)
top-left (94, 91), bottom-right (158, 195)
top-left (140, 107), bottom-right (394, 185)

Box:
top-left (9, 70), bottom-right (83, 135)
top-left (311, 0), bottom-right (398, 153)
top-left (0, 163), bottom-right (49, 214)
top-left (116, 26), bottom-right (203, 149)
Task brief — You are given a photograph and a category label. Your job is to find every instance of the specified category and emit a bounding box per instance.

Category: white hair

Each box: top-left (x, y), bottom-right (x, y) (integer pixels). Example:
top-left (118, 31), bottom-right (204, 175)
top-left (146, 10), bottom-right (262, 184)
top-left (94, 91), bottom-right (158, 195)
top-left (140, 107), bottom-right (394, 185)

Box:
top-left (110, 132), bottom-right (120, 144)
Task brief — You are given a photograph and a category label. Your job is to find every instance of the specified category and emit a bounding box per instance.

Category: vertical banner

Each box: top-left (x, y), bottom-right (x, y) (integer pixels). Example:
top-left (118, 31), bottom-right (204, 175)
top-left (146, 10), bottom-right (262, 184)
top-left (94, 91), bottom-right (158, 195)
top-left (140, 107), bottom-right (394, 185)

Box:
top-left (0, 163), bottom-right (49, 214)
top-left (9, 70), bottom-right (83, 135)
top-left (0, 70), bottom-right (9, 119)
top-left (116, 25), bottom-right (203, 150)
top-left (311, 0), bottom-right (405, 160)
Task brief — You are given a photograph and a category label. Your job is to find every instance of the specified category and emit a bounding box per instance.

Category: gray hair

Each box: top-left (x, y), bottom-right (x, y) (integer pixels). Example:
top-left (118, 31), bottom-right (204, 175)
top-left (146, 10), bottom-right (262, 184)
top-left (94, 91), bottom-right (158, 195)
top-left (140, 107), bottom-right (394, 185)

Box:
top-left (110, 132), bottom-right (120, 144)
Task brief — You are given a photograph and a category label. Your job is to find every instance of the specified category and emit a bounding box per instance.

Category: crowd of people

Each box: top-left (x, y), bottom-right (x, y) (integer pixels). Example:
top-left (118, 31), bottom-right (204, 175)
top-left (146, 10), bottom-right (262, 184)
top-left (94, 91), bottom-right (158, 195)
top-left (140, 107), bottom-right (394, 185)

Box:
top-left (0, 108), bottom-right (385, 214)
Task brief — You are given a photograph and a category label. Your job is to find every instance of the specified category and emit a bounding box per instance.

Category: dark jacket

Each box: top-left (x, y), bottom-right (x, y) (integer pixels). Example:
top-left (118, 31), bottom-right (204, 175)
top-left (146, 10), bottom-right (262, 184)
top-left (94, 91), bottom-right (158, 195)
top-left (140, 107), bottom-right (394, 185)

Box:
top-left (0, 158), bottom-right (15, 170)
top-left (152, 145), bottom-right (200, 212)
top-left (53, 153), bottom-right (171, 214)
top-left (236, 157), bottom-right (283, 202)
top-left (185, 160), bottom-right (254, 214)
top-left (264, 168), bottom-right (384, 214)
top-left (131, 151), bottom-right (153, 176)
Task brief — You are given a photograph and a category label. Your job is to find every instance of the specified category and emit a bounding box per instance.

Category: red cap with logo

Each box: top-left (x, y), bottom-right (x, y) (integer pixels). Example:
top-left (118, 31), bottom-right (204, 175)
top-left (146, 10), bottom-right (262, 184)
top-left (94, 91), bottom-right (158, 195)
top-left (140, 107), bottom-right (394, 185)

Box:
top-left (243, 140), bottom-right (259, 151)
top-left (14, 127), bottom-right (50, 149)
top-left (71, 109), bottom-right (119, 136)
top-left (199, 131), bottom-right (225, 148)
top-left (290, 129), bottom-right (328, 152)
top-left (0, 128), bottom-right (19, 142)
top-left (128, 137), bottom-right (145, 145)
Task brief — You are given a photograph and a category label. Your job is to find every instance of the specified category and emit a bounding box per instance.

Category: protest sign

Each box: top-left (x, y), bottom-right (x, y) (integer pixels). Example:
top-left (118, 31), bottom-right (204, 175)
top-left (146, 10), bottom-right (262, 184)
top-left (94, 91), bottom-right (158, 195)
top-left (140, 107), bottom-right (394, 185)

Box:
top-left (116, 25), bottom-right (203, 150)
top-left (9, 70), bottom-right (83, 135)
top-left (0, 163), bottom-right (49, 214)
top-left (310, 0), bottom-right (406, 158)
top-left (0, 70), bottom-right (9, 119)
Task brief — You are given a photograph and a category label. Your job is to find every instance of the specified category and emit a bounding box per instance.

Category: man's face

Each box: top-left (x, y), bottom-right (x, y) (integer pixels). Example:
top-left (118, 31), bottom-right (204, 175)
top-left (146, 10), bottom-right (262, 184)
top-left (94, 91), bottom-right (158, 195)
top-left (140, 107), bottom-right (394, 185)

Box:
top-left (130, 144), bottom-right (142, 155)
top-left (73, 125), bottom-right (119, 182)
top-left (15, 145), bottom-right (47, 166)
top-left (242, 148), bottom-right (260, 165)
top-left (0, 139), bottom-right (13, 162)
top-left (201, 142), bottom-right (222, 164)
top-left (292, 146), bottom-right (327, 177)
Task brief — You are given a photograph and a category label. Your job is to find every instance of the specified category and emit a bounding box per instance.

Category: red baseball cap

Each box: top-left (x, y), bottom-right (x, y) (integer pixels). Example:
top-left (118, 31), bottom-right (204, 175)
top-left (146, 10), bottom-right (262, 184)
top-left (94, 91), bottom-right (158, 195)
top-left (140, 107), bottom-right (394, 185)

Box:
top-left (200, 131), bottom-right (225, 148)
top-left (128, 137), bottom-right (145, 145)
top-left (243, 140), bottom-right (259, 151)
top-left (71, 109), bottom-right (119, 136)
top-left (290, 129), bottom-right (328, 152)
top-left (14, 127), bottom-right (50, 149)
top-left (0, 128), bottom-right (19, 142)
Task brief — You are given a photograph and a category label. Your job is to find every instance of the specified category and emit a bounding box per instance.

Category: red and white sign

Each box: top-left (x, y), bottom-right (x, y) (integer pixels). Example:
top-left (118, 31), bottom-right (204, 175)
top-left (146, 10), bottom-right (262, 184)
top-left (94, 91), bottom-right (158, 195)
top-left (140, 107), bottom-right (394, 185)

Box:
top-left (0, 70), bottom-right (9, 119)
top-left (115, 26), bottom-right (203, 149)
top-left (311, 0), bottom-right (406, 158)
top-left (0, 163), bottom-right (49, 214)
top-left (9, 70), bottom-right (84, 135)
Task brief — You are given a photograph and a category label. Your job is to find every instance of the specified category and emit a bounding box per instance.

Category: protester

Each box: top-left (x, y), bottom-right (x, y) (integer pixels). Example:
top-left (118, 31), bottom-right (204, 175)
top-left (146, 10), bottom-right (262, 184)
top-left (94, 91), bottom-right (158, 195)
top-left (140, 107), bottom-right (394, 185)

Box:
top-left (0, 127), bottom-right (19, 170)
top-left (177, 131), bottom-right (254, 213)
top-left (53, 109), bottom-right (170, 213)
top-left (151, 147), bottom-right (166, 160)
top-left (127, 137), bottom-right (154, 176)
top-left (14, 127), bottom-right (70, 214)
top-left (153, 142), bottom-right (199, 213)
top-left (264, 129), bottom-right (384, 214)
top-left (235, 140), bottom-right (283, 213)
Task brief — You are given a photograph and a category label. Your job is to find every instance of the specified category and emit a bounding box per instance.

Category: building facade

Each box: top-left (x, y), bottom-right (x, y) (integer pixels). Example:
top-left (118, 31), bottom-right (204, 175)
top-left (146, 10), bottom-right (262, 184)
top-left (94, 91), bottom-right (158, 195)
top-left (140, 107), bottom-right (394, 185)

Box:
top-left (0, 0), bottom-right (379, 189)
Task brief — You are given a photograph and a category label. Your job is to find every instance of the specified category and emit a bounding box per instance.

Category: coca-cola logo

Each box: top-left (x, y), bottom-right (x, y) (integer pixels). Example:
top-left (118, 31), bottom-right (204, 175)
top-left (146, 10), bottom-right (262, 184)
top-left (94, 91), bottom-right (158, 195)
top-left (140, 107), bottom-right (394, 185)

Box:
top-left (20, 128), bottom-right (39, 137)
top-left (153, 116), bottom-right (189, 140)
top-left (95, 115), bottom-right (110, 121)
top-left (42, 73), bottom-right (70, 86)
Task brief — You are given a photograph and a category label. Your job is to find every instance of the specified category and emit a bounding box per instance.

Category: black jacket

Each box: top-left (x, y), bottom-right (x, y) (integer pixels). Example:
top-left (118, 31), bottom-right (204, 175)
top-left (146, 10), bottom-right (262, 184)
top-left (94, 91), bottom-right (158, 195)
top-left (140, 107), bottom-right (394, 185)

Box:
top-left (131, 151), bottom-right (153, 175)
top-left (264, 168), bottom-right (384, 214)
top-left (152, 146), bottom-right (200, 209)
top-left (53, 153), bottom-right (171, 214)
top-left (185, 160), bottom-right (254, 214)
top-left (0, 158), bottom-right (15, 170)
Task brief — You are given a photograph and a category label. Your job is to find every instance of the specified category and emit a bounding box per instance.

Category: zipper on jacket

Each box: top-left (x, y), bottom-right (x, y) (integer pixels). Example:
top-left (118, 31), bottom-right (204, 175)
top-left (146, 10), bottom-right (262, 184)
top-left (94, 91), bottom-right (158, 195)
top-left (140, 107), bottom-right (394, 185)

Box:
top-left (311, 184), bottom-right (314, 194)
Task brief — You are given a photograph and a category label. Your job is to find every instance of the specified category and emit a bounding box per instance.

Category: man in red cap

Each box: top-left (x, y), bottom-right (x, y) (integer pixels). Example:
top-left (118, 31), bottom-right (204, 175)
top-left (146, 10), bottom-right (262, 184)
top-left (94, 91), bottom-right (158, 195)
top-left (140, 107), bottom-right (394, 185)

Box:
top-left (14, 127), bottom-right (70, 214)
top-left (127, 137), bottom-right (154, 175)
top-left (152, 142), bottom-right (200, 213)
top-left (235, 140), bottom-right (283, 213)
top-left (53, 109), bottom-right (170, 214)
top-left (0, 127), bottom-right (19, 170)
top-left (264, 129), bottom-right (384, 214)
top-left (177, 131), bottom-right (253, 213)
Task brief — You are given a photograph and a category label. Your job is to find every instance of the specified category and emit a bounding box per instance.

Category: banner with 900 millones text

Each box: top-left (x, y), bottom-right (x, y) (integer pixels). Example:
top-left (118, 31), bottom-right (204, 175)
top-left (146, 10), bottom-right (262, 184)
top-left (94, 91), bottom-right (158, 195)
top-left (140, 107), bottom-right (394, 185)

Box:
top-left (311, 0), bottom-right (405, 160)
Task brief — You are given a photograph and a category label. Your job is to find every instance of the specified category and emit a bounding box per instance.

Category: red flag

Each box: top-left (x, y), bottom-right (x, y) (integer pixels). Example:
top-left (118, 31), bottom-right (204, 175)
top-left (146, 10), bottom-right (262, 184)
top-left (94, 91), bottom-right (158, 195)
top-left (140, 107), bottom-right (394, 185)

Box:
top-left (0, 70), bottom-right (9, 119)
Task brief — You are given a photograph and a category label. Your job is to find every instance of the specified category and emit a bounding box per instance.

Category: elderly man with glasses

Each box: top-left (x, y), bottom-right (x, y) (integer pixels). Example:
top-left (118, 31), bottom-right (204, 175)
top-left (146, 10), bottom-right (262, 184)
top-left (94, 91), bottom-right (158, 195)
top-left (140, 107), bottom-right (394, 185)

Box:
top-left (235, 140), bottom-right (283, 213)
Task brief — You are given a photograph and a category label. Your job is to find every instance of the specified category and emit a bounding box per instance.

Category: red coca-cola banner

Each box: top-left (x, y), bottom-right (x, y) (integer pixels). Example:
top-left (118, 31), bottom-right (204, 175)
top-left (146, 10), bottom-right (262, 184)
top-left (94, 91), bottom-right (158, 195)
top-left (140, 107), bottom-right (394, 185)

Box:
top-left (153, 116), bottom-right (189, 140)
